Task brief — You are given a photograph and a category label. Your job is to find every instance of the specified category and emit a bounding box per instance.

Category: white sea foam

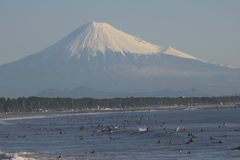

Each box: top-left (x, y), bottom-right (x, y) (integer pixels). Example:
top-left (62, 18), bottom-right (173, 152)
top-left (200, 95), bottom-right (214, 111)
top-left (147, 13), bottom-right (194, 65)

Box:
top-left (0, 111), bottom-right (115, 122)
top-left (0, 151), bottom-right (37, 160)
top-left (0, 120), bottom-right (12, 125)
top-left (0, 115), bottom-right (49, 121)
top-left (138, 127), bottom-right (148, 132)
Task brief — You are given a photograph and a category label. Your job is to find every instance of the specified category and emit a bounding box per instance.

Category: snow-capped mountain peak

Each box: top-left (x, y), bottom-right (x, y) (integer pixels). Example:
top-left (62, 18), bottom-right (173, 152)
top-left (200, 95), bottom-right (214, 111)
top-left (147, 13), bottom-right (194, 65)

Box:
top-left (65, 22), bottom-right (198, 60)
top-left (0, 22), bottom-right (239, 98)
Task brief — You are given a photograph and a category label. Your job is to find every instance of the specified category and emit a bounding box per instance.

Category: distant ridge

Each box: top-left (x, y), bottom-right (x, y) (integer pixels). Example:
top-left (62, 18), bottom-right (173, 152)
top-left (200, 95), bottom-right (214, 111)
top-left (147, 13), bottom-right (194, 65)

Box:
top-left (35, 86), bottom-right (211, 99)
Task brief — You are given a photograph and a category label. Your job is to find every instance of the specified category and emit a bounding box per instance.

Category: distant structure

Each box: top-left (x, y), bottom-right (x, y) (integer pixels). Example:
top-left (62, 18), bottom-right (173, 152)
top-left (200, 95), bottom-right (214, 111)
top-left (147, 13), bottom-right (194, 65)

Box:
top-left (191, 88), bottom-right (195, 106)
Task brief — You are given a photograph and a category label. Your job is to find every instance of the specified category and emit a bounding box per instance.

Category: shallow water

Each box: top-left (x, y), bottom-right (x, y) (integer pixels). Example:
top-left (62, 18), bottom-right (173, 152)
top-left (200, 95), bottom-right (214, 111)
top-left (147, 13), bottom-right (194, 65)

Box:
top-left (0, 108), bottom-right (239, 159)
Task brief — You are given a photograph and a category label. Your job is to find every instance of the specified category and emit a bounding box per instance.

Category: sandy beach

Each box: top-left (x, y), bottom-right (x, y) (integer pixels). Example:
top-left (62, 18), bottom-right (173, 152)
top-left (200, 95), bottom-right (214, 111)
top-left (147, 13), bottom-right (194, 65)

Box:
top-left (0, 104), bottom-right (238, 119)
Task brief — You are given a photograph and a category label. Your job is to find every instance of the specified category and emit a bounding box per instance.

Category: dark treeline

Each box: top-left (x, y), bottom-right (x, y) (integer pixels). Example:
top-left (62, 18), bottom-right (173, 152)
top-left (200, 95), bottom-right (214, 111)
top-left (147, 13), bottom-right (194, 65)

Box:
top-left (0, 96), bottom-right (240, 113)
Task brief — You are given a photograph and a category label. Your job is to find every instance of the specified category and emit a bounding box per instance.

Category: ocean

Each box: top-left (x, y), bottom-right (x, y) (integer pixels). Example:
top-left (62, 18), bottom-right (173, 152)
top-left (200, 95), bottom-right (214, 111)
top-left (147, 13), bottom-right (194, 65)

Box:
top-left (0, 107), bottom-right (239, 160)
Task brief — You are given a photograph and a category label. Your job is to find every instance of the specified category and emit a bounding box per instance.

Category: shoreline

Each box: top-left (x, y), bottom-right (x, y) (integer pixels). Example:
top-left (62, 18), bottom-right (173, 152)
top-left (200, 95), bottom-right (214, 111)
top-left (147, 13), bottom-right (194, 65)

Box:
top-left (0, 104), bottom-right (239, 119)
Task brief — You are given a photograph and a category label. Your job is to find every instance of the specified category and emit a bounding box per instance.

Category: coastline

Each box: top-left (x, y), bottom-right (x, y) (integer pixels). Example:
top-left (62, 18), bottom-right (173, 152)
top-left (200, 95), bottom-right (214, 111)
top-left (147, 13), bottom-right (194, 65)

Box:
top-left (0, 104), bottom-right (239, 119)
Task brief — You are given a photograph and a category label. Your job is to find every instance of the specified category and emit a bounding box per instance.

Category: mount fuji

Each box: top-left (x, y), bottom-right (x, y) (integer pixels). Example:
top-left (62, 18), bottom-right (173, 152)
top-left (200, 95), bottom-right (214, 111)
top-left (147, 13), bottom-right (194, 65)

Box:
top-left (0, 22), bottom-right (240, 98)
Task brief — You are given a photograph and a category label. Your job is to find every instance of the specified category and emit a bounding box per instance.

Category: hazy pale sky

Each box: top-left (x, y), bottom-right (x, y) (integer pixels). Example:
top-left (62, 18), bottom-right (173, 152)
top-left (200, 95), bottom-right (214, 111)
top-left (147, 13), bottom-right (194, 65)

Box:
top-left (1, 0), bottom-right (240, 68)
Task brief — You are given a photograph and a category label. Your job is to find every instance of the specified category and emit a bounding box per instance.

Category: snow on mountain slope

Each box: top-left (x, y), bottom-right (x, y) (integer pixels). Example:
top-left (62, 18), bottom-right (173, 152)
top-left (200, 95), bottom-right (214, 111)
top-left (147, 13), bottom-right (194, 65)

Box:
top-left (163, 47), bottom-right (200, 61)
top-left (65, 22), bottom-right (199, 60)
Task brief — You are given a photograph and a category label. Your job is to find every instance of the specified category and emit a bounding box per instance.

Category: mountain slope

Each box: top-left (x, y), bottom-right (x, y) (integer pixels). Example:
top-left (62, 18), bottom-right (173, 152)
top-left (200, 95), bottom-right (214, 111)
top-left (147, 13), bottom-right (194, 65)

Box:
top-left (0, 22), bottom-right (239, 98)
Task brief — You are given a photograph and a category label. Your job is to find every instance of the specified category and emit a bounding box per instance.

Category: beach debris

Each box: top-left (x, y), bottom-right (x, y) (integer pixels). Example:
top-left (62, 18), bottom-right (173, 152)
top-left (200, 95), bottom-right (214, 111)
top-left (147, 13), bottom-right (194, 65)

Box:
top-left (179, 150), bottom-right (191, 154)
top-left (79, 126), bottom-right (84, 130)
top-left (175, 127), bottom-right (186, 132)
top-left (189, 138), bottom-right (194, 142)
top-left (109, 137), bottom-right (120, 140)
top-left (186, 138), bottom-right (194, 144)
top-left (213, 140), bottom-right (223, 143)
top-left (138, 127), bottom-right (149, 132)
top-left (230, 146), bottom-right (240, 150)
top-left (18, 135), bottom-right (26, 138)
top-left (219, 124), bottom-right (227, 128)
top-left (85, 151), bottom-right (95, 154)
top-left (188, 132), bottom-right (193, 136)
top-left (175, 127), bottom-right (180, 132)
top-left (3, 134), bottom-right (10, 138)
